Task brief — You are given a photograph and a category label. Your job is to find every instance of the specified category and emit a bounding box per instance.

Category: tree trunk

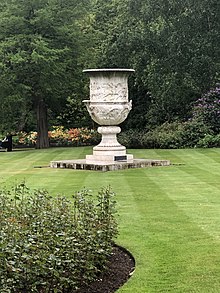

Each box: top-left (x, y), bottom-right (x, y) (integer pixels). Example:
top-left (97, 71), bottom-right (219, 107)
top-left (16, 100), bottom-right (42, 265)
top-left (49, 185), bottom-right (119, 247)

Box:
top-left (36, 99), bottom-right (49, 149)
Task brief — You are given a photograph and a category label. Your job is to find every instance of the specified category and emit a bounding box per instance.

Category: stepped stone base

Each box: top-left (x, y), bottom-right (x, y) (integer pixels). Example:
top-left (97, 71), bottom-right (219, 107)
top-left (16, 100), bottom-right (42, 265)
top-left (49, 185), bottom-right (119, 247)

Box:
top-left (50, 159), bottom-right (170, 172)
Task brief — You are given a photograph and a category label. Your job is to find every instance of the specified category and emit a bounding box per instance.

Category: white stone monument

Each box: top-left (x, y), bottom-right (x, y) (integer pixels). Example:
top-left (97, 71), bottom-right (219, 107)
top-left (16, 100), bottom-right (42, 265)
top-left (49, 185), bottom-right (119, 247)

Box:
top-left (50, 68), bottom-right (170, 171)
top-left (83, 68), bottom-right (134, 163)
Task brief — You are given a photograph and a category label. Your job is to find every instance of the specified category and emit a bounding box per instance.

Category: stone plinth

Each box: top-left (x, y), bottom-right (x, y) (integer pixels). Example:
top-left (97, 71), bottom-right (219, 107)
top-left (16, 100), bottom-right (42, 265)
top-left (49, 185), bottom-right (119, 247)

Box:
top-left (50, 159), bottom-right (170, 172)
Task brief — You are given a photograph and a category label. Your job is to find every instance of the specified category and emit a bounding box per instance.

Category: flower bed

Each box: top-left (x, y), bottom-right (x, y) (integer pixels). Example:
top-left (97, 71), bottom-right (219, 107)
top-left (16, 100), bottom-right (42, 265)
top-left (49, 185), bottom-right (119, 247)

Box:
top-left (13, 126), bottom-right (100, 147)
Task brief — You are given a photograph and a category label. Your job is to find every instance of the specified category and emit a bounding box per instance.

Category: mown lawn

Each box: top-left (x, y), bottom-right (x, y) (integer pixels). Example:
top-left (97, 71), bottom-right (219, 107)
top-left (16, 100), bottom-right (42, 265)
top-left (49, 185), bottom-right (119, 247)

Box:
top-left (0, 147), bottom-right (220, 292)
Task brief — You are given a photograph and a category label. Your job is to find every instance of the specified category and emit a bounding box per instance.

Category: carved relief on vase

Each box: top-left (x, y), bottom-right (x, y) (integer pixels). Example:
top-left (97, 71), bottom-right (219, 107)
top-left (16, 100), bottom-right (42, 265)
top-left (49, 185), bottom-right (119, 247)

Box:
top-left (85, 101), bottom-right (132, 125)
top-left (90, 80), bottom-right (128, 102)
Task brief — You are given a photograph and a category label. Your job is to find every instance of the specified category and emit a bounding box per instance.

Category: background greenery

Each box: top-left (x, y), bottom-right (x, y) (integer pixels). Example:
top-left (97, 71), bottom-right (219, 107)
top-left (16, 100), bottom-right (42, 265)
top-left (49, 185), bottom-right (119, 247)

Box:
top-left (0, 0), bottom-right (219, 148)
top-left (0, 147), bottom-right (220, 292)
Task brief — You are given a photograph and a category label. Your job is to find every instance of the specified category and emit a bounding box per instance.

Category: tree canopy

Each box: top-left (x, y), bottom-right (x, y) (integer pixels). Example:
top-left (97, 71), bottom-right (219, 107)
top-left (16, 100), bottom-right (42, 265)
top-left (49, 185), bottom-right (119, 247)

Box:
top-left (93, 0), bottom-right (219, 128)
top-left (0, 0), bottom-right (93, 147)
top-left (0, 0), bottom-right (219, 145)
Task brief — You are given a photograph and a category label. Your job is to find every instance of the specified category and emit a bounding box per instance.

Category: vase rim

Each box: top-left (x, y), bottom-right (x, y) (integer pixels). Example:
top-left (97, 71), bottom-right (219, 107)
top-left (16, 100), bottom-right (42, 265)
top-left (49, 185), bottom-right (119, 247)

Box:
top-left (83, 68), bottom-right (135, 73)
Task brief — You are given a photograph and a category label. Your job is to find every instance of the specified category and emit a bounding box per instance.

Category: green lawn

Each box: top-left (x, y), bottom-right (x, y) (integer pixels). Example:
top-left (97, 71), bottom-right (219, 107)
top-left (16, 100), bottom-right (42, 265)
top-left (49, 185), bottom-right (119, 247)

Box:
top-left (1, 147), bottom-right (220, 292)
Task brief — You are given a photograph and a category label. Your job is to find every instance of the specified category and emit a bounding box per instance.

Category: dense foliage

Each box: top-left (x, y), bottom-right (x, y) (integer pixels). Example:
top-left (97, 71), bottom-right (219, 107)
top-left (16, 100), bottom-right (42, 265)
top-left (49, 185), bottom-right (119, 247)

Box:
top-left (94, 0), bottom-right (219, 128)
top-left (118, 86), bottom-right (220, 149)
top-left (119, 119), bottom-right (213, 149)
top-left (0, 0), bottom-right (94, 148)
top-left (0, 183), bottom-right (118, 292)
top-left (0, 0), bottom-right (219, 148)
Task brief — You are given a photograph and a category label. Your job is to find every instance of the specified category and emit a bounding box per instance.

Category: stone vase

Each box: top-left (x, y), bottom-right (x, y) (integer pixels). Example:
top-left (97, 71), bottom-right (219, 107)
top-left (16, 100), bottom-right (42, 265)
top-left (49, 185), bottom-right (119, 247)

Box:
top-left (83, 68), bottom-right (134, 163)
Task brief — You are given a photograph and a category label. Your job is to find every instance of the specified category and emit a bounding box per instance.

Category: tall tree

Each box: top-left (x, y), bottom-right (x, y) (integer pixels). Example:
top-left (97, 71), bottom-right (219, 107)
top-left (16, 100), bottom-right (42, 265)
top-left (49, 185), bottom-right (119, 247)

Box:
top-left (0, 0), bottom-right (92, 147)
top-left (93, 0), bottom-right (220, 128)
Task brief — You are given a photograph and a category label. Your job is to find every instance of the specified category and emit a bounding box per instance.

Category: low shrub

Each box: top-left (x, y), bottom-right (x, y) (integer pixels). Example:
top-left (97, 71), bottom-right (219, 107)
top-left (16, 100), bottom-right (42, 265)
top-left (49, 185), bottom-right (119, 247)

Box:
top-left (142, 122), bottom-right (184, 149)
top-left (118, 129), bottom-right (145, 148)
top-left (120, 120), bottom-right (213, 149)
top-left (179, 119), bottom-right (212, 148)
top-left (197, 134), bottom-right (220, 148)
top-left (0, 183), bottom-right (118, 292)
top-left (119, 122), bottom-right (184, 149)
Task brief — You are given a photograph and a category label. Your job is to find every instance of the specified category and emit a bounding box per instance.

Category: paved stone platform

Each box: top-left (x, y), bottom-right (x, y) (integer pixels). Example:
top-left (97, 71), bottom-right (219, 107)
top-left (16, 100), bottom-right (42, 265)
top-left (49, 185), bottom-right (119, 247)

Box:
top-left (50, 159), bottom-right (170, 172)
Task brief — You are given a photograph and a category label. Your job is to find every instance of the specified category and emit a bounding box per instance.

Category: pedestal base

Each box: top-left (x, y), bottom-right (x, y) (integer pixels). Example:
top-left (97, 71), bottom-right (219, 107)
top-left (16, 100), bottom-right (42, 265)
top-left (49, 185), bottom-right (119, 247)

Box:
top-left (86, 126), bottom-right (134, 163)
top-left (50, 158), bottom-right (171, 172)
top-left (86, 153), bottom-right (133, 163)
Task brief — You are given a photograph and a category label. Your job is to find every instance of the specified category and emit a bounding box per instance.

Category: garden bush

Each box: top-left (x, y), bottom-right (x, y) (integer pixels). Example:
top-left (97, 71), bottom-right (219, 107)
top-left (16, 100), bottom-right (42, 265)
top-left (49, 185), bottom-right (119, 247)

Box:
top-left (179, 119), bottom-right (212, 148)
top-left (119, 120), bottom-right (213, 149)
top-left (118, 129), bottom-right (145, 148)
top-left (142, 122), bottom-right (184, 149)
top-left (197, 134), bottom-right (220, 148)
top-left (0, 183), bottom-right (118, 293)
top-left (193, 85), bottom-right (220, 134)
top-left (119, 122), bottom-right (184, 149)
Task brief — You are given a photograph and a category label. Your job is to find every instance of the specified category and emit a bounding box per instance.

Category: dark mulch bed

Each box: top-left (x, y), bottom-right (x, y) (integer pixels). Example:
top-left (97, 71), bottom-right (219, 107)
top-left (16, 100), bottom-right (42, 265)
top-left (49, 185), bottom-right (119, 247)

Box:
top-left (76, 245), bottom-right (135, 293)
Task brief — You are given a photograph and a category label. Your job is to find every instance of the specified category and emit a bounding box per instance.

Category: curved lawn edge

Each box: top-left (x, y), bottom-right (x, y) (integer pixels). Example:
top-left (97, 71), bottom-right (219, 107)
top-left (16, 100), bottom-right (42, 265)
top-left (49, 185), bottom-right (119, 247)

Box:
top-left (76, 244), bottom-right (135, 293)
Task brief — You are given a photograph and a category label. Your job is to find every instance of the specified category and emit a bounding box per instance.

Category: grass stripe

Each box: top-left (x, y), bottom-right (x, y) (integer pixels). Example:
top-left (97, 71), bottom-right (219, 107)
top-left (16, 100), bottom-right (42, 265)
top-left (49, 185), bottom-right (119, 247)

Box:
top-left (119, 168), bottom-right (220, 292)
top-left (0, 147), bottom-right (220, 292)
